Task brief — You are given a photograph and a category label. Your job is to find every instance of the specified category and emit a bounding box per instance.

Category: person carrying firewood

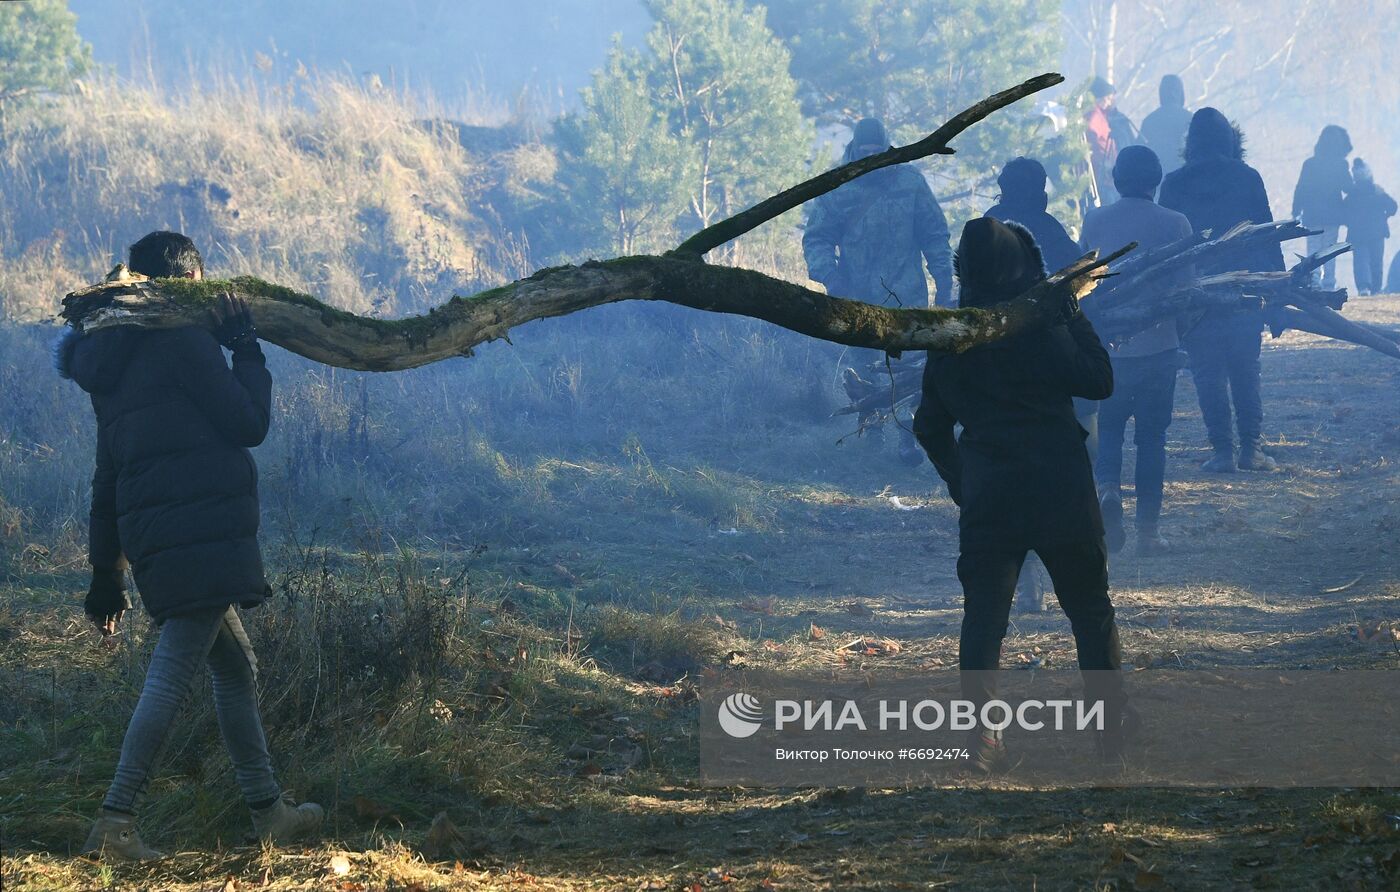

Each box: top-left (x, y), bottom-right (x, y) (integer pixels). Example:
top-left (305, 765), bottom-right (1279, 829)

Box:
top-left (913, 217), bottom-right (1129, 771)
top-left (55, 231), bottom-right (323, 859)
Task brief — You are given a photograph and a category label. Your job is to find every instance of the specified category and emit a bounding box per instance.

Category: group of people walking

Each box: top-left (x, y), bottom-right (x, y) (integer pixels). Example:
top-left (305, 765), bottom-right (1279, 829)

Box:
top-left (61, 72), bottom-right (1390, 859)
top-left (803, 74), bottom-right (1382, 771)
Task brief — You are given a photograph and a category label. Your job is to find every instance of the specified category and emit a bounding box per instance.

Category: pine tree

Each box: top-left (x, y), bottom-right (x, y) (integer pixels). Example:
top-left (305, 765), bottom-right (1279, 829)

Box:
top-left (0, 0), bottom-right (91, 123)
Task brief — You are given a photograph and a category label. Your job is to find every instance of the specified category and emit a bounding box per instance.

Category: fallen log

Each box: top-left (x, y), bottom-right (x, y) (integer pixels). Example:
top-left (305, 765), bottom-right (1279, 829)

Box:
top-left (62, 74), bottom-right (1111, 372)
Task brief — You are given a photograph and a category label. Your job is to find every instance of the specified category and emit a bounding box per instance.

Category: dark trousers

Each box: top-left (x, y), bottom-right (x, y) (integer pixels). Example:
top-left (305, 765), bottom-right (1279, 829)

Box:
top-left (1352, 235), bottom-right (1386, 294)
top-left (957, 540), bottom-right (1122, 710)
top-left (1095, 350), bottom-right (1178, 529)
top-left (1185, 322), bottom-right (1263, 452)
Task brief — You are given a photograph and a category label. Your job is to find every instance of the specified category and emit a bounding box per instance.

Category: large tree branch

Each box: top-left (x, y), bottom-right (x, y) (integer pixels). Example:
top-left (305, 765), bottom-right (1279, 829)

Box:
top-left (62, 250), bottom-right (1122, 373)
top-left (62, 73), bottom-right (1098, 372)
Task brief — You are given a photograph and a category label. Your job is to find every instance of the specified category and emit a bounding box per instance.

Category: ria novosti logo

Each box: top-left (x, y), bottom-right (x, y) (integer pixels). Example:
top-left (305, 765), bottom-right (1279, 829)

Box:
top-left (717, 692), bottom-right (764, 738)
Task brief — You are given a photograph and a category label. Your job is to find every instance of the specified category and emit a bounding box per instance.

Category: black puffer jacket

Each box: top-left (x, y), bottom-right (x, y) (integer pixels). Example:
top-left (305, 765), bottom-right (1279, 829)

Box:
top-left (57, 326), bottom-right (272, 622)
top-left (914, 218), bottom-right (1113, 552)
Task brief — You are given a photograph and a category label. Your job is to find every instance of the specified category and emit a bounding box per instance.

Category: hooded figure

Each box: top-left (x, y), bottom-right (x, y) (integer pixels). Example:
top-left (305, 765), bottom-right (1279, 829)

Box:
top-left (1159, 109), bottom-right (1282, 473)
top-left (1292, 125), bottom-right (1354, 289)
top-left (913, 217), bottom-right (1124, 770)
top-left (803, 117), bottom-right (955, 307)
top-left (1138, 75), bottom-right (1192, 174)
top-left (984, 156), bottom-right (1082, 273)
top-left (1343, 158), bottom-right (1397, 295)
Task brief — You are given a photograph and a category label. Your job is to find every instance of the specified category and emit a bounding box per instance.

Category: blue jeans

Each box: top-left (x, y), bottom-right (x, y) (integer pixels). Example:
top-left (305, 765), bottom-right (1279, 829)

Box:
top-left (1184, 319), bottom-right (1263, 452)
top-left (1095, 350), bottom-right (1179, 529)
top-left (104, 606), bottom-right (280, 813)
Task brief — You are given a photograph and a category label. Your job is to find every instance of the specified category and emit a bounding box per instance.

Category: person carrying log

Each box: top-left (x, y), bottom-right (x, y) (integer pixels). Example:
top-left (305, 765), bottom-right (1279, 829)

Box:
top-left (1081, 146), bottom-right (1194, 556)
top-left (55, 231), bottom-right (323, 859)
top-left (912, 217), bottom-right (1128, 772)
top-left (1160, 108), bottom-right (1285, 473)
top-left (803, 117), bottom-right (955, 460)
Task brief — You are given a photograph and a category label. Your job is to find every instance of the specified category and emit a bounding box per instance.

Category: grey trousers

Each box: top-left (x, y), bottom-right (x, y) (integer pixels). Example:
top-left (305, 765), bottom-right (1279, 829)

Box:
top-left (104, 606), bottom-right (280, 813)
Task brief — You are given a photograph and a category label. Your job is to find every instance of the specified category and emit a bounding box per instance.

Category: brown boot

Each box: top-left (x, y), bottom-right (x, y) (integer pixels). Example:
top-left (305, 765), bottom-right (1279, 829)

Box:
top-left (82, 809), bottom-right (165, 861)
top-left (1237, 440), bottom-right (1277, 471)
top-left (251, 794), bottom-right (324, 843)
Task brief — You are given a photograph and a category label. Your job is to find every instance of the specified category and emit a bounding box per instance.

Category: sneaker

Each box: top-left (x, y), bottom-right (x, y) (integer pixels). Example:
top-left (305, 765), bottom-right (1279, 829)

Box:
top-left (1237, 441), bottom-right (1278, 471)
top-left (1099, 489), bottom-right (1126, 554)
top-left (251, 794), bottom-right (324, 843)
top-left (969, 728), bottom-right (1010, 776)
top-left (1200, 449), bottom-right (1236, 473)
top-left (82, 809), bottom-right (164, 861)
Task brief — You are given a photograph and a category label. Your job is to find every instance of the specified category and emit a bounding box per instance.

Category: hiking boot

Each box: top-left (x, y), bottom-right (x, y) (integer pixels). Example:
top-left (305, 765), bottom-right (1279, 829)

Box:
top-left (1237, 441), bottom-right (1277, 471)
top-left (1136, 527), bottom-right (1171, 557)
top-left (1099, 489), bottom-right (1126, 554)
top-left (251, 794), bottom-right (324, 843)
top-left (968, 728), bottom-right (1010, 776)
top-left (82, 809), bottom-right (164, 861)
top-left (1200, 448), bottom-right (1236, 473)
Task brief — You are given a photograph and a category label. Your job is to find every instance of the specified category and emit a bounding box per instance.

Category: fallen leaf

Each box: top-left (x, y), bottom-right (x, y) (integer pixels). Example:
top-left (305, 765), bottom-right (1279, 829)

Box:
top-left (809, 624), bottom-right (827, 641)
top-left (328, 855), bottom-right (351, 877)
top-left (1102, 822), bottom-right (1118, 833)
top-left (220, 877), bottom-right (240, 892)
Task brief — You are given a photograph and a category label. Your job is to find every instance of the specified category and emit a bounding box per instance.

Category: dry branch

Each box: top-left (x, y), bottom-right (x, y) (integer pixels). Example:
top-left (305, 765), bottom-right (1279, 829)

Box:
top-left (60, 74), bottom-right (1116, 373)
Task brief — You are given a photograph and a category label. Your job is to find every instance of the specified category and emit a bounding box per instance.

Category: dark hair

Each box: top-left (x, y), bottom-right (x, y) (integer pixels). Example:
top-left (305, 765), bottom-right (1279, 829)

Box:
top-left (1182, 107), bottom-right (1244, 163)
top-left (128, 231), bottom-right (203, 278)
top-left (1113, 145), bottom-right (1164, 198)
top-left (1090, 77), bottom-right (1115, 99)
top-left (996, 156), bottom-right (1049, 208)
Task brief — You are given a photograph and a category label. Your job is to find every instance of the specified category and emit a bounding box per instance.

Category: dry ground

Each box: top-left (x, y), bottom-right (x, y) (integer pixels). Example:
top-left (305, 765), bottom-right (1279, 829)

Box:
top-left (4, 300), bottom-right (1400, 891)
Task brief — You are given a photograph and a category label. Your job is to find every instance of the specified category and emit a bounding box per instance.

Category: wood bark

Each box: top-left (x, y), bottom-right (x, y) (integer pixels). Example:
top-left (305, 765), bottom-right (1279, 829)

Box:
top-left (62, 74), bottom-right (1119, 373)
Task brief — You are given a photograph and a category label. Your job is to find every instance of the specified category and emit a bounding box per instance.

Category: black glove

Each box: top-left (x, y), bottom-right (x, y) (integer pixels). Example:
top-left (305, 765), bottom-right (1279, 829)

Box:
top-left (213, 297), bottom-right (259, 353)
top-left (1060, 291), bottom-right (1084, 324)
top-left (85, 567), bottom-right (130, 629)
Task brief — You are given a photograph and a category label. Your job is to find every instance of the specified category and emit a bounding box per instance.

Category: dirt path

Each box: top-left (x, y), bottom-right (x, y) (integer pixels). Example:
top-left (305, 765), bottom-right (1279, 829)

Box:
top-left (5, 301), bottom-right (1399, 891)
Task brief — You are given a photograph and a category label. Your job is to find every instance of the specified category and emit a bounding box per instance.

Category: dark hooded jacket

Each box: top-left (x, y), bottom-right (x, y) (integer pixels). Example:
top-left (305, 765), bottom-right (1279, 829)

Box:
top-left (1138, 75), bottom-right (1192, 174)
top-left (1159, 108), bottom-right (1285, 279)
top-left (1292, 126), bottom-right (1353, 229)
top-left (984, 157), bottom-right (1082, 274)
top-left (913, 218), bottom-right (1113, 552)
top-left (57, 326), bottom-right (273, 622)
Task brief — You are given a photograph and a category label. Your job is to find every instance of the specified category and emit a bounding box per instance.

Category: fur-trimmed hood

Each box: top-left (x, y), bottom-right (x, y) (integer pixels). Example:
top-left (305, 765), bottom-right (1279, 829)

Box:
top-left (53, 326), bottom-right (141, 395)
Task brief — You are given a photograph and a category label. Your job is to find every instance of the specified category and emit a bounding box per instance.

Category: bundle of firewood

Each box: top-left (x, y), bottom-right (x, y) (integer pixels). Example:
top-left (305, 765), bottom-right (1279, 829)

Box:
top-left (838, 220), bottom-right (1400, 425)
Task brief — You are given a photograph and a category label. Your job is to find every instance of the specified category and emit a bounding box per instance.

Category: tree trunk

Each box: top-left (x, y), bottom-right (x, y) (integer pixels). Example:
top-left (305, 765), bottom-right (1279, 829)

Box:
top-left (63, 74), bottom-right (1097, 373)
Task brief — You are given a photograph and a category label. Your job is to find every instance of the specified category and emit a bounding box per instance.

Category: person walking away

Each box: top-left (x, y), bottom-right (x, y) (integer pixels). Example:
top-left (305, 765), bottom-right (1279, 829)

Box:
top-left (913, 217), bottom-right (1127, 771)
top-left (1084, 78), bottom-right (1121, 205)
top-left (985, 156), bottom-right (1092, 607)
top-left (1081, 147), bottom-right (1194, 556)
top-left (1292, 125), bottom-right (1354, 289)
top-left (1138, 75), bottom-right (1192, 175)
top-left (1160, 108), bottom-right (1285, 473)
top-left (805, 117), bottom-right (955, 459)
top-left (57, 231), bottom-right (323, 859)
top-left (1344, 158), bottom-right (1397, 295)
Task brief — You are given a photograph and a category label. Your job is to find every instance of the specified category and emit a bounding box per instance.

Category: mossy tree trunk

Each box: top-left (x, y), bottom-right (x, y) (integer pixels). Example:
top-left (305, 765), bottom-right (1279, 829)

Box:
top-left (64, 74), bottom-right (1126, 372)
